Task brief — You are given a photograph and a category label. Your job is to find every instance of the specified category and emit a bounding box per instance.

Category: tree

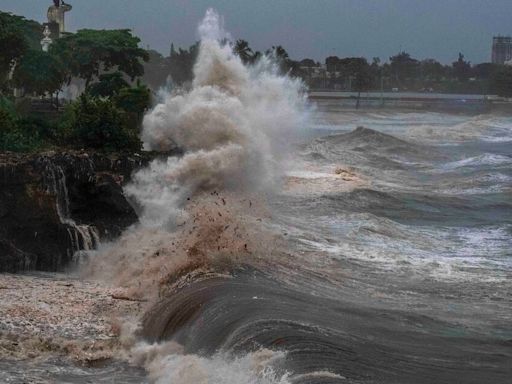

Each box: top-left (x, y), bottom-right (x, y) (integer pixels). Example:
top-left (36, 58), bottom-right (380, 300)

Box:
top-left (266, 46), bottom-right (297, 74)
top-left (142, 49), bottom-right (170, 91)
top-left (0, 12), bottom-right (42, 88)
top-left (268, 46), bottom-right (289, 62)
top-left (348, 58), bottom-right (371, 91)
top-left (389, 51), bottom-right (419, 86)
top-left (168, 42), bottom-right (199, 85)
top-left (0, 105), bottom-right (17, 150)
top-left (420, 59), bottom-right (446, 82)
top-left (472, 63), bottom-right (497, 80)
top-left (338, 58), bottom-right (371, 107)
top-left (12, 50), bottom-right (66, 96)
top-left (0, 12), bottom-right (42, 51)
top-left (233, 39), bottom-right (254, 64)
top-left (299, 58), bottom-right (317, 67)
top-left (0, 101), bottom-right (51, 152)
top-left (87, 72), bottom-right (129, 97)
top-left (490, 66), bottom-right (512, 97)
top-left (65, 94), bottom-right (141, 151)
top-left (50, 29), bottom-right (149, 86)
top-left (0, 26), bottom-right (25, 87)
top-left (114, 82), bottom-right (151, 123)
top-left (325, 56), bottom-right (340, 73)
top-left (452, 53), bottom-right (471, 82)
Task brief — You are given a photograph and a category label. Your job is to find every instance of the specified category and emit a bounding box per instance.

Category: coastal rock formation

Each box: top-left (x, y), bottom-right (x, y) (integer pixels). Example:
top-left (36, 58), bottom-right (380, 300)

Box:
top-left (0, 151), bottom-right (153, 272)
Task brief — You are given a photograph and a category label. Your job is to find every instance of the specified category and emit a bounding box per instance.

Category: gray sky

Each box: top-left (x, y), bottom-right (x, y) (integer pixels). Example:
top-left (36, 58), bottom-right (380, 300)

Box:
top-left (1, 0), bottom-right (511, 64)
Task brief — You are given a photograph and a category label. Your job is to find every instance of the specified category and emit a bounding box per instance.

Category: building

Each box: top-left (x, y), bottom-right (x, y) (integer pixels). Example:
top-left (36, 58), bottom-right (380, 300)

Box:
top-left (492, 36), bottom-right (512, 64)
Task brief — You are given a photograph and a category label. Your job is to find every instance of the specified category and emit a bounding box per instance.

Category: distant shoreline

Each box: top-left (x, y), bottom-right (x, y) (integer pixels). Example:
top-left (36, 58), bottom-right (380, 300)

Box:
top-left (308, 90), bottom-right (512, 113)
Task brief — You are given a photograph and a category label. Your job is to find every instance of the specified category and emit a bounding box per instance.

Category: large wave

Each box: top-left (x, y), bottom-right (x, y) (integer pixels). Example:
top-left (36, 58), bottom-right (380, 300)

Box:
top-left (85, 8), bottom-right (310, 383)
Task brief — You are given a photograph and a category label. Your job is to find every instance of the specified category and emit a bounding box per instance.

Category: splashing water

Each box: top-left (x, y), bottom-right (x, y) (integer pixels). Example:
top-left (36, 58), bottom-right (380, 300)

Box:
top-left (125, 8), bottom-right (309, 228)
top-left (131, 342), bottom-right (290, 384)
top-left (85, 9), bottom-right (309, 383)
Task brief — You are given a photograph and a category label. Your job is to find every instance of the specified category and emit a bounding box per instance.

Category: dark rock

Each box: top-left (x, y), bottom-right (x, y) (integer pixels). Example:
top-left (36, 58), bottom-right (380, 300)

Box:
top-left (0, 150), bottom-right (156, 273)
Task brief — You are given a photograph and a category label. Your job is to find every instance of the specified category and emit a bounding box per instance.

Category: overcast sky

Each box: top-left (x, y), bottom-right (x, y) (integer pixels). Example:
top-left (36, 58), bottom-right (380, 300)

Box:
top-left (1, 0), bottom-right (511, 64)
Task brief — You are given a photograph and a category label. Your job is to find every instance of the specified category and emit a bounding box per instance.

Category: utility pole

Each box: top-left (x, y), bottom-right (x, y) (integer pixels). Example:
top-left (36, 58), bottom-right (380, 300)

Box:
top-left (380, 73), bottom-right (384, 107)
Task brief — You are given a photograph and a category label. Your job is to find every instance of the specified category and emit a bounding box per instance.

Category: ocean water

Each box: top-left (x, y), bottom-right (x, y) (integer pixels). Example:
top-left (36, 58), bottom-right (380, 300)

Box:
top-left (138, 109), bottom-right (512, 384)
top-left (4, 108), bottom-right (512, 384)
top-left (3, 9), bottom-right (512, 384)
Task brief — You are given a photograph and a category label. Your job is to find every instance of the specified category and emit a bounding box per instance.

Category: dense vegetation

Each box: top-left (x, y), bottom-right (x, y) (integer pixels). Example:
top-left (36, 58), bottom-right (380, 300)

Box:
top-left (300, 51), bottom-right (512, 95)
top-left (0, 88), bottom-right (149, 152)
top-left (0, 11), bottom-right (150, 152)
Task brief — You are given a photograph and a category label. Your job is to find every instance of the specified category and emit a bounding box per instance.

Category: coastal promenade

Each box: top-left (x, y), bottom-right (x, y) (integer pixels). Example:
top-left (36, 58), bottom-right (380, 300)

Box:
top-left (308, 90), bottom-right (512, 112)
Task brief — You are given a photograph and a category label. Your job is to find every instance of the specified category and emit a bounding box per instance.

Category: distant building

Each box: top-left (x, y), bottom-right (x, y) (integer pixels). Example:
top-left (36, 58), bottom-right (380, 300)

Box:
top-left (492, 36), bottom-right (512, 64)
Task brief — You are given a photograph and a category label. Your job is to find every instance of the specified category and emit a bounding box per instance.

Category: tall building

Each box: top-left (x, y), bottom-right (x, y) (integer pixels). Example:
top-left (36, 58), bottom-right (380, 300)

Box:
top-left (492, 36), bottom-right (512, 64)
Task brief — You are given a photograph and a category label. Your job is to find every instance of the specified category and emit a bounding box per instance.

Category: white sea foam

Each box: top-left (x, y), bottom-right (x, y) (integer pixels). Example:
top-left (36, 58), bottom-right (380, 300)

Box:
top-left (131, 342), bottom-right (290, 384)
top-left (440, 153), bottom-right (512, 170)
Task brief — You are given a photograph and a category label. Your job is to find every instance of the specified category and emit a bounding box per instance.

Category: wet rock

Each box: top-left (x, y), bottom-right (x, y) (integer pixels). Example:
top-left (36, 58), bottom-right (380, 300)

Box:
top-left (0, 151), bottom-right (155, 272)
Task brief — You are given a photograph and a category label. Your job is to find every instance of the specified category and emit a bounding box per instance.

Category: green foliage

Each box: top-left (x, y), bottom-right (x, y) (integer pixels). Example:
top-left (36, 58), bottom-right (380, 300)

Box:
top-left (169, 42), bottom-right (200, 85)
top-left (0, 104), bottom-right (21, 151)
top-left (114, 83), bottom-right (151, 116)
top-left (0, 96), bottom-right (16, 115)
top-left (64, 94), bottom-right (141, 151)
top-left (265, 45), bottom-right (304, 76)
top-left (268, 45), bottom-right (289, 62)
top-left (348, 58), bottom-right (372, 92)
top-left (87, 72), bottom-right (130, 97)
top-left (0, 105), bottom-right (16, 130)
top-left (490, 66), bottom-right (512, 98)
top-left (473, 63), bottom-right (497, 80)
top-left (233, 40), bottom-right (256, 65)
top-left (86, 74), bottom-right (151, 128)
top-left (0, 12), bottom-right (42, 51)
top-left (0, 13), bottom-right (27, 86)
top-left (323, 56), bottom-right (373, 91)
top-left (12, 50), bottom-right (66, 96)
top-left (141, 50), bottom-right (170, 90)
top-left (0, 12), bottom-right (43, 88)
top-left (0, 12), bottom-right (149, 153)
top-left (300, 58), bottom-right (317, 67)
top-left (0, 96), bottom-right (69, 152)
top-left (452, 53), bottom-right (471, 82)
top-left (390, 51), bottom-right (420, 85)
top-left (50, 29), bottom-right (149, 85)
top-left (420, 59), bottom-right (447, 82)
top-left (266, 45), bottom-right (289, 72)
top-left (0, 106), bottom-right (52, 152)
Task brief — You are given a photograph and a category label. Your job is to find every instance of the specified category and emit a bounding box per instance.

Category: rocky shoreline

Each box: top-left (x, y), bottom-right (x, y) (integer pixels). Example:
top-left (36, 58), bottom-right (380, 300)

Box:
top-left (0, 150), bottom-right (154, 273)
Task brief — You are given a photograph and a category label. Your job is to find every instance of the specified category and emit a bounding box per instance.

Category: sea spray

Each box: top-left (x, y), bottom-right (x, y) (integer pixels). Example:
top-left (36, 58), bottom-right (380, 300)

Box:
top-left (84, 9), bottom-right (309, 382)
top-left (131, 341), bottom-right (290, 384)
top-left (105, 5), bottom-right (310, 296)
top-left (86, 4), bottom-right (309, 297)
top-left (125, 8), bottom-right (309, 228)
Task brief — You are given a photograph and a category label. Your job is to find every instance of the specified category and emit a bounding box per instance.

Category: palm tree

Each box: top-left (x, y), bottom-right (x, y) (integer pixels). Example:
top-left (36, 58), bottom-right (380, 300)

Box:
top-left (272, 46), bottom-right (289, 61)
top-left (233, 39), bottom-right (253, 64)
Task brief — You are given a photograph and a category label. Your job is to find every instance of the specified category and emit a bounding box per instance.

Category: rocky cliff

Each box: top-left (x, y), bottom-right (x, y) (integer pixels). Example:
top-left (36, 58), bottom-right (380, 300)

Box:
top-left (0, 151), bottom-right (153, 272)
